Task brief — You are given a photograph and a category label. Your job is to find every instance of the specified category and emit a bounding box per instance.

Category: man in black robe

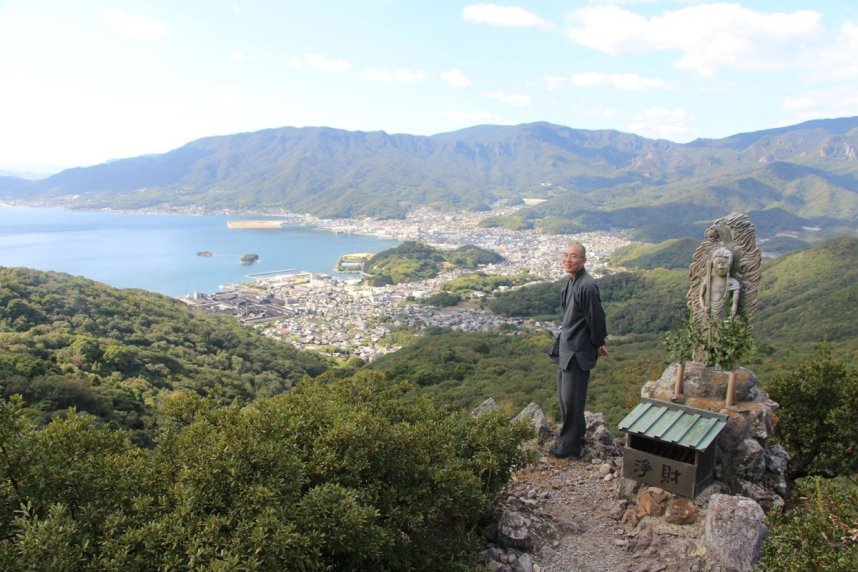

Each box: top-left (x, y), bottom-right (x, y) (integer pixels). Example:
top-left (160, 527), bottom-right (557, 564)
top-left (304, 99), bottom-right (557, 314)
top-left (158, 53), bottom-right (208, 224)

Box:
top-left (551, 242), bottom-right (608, 458)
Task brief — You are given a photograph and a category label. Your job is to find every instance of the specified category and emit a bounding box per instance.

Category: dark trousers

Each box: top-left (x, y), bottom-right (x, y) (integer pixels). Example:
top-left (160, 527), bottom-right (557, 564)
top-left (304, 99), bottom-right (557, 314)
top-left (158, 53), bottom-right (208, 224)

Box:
top-left (556, 356), bottom-right (590, 451)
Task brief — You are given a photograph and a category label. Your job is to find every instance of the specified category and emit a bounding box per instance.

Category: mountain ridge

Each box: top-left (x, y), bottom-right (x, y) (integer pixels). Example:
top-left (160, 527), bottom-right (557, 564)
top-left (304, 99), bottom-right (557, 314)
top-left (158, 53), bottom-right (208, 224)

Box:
top-left (3, 118), bottom-right (858, 238)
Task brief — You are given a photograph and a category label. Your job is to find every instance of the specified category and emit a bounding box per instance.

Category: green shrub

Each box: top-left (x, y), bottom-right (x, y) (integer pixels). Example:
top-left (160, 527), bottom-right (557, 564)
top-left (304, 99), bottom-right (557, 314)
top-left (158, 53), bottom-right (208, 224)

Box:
top-left (767, 345), bottom-right (858, 479)
top-left (0, 371), bottom-right (531, 571)
top-left (701, 314), bottom-right (755, 371)
top-left (757, 476), bottom-right (858, 571)
top-left (662, 312), bottom-right (700, 363)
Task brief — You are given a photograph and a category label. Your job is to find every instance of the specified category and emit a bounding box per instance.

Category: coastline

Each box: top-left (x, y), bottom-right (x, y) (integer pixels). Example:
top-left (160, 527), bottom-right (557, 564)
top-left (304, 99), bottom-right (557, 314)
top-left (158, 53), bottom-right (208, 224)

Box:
top-left (0, 205), bottom-right (407, 298)
top-left (0, 200), bottom-right (418, 243)
top-left (0, 201), bottom-right (632, 291)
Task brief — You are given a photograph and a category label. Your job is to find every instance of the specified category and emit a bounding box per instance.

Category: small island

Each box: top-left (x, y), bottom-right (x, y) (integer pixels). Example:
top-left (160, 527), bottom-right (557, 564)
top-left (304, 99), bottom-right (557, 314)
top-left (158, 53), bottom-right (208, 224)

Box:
top-left (240, 253), bottom-right (259, 265)
top-left (196, 251), bottom-right (213, 257)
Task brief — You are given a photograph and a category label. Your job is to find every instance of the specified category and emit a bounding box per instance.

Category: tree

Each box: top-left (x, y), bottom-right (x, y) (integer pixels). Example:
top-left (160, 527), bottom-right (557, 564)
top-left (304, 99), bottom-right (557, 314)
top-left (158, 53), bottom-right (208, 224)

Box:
top-left (0, 398), bottom-right (157, 571)
top-left (702, 315), bottom-right (755, 373)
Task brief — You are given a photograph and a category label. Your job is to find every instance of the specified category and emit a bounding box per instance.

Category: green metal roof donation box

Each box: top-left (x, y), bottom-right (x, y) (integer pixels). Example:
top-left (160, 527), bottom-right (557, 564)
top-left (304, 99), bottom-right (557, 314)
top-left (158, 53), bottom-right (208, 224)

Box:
top-left (618, 398), bottom-right (728, 498)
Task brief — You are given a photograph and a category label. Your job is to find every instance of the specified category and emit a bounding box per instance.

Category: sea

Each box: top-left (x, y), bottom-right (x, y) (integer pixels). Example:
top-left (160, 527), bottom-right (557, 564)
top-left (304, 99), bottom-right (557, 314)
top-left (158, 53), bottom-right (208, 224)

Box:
top-left (0, 205), bottom-right (401, 298)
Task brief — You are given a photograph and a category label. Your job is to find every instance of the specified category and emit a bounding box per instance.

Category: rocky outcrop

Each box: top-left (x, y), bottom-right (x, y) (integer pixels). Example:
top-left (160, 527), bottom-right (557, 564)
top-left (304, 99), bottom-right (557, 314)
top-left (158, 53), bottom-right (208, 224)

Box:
top-left (472, 397), bottom-right (500, 417)
top-left (512, 402), bottom-right (553, 444)
top-left (480, 385), bottom-right (786, 571)
top-left (640, 362), bottom-right (787, 511)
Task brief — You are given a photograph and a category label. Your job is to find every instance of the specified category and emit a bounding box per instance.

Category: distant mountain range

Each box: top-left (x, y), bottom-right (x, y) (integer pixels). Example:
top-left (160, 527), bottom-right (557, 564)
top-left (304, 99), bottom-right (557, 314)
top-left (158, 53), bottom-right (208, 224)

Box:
top-left (2, 117), bottom-right (858, 242)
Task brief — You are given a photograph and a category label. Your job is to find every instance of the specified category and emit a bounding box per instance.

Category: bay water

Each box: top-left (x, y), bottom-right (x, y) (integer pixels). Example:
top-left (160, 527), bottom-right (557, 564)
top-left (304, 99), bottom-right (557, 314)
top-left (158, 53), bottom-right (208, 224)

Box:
top-left (0, 206), bottom-right (400, 298)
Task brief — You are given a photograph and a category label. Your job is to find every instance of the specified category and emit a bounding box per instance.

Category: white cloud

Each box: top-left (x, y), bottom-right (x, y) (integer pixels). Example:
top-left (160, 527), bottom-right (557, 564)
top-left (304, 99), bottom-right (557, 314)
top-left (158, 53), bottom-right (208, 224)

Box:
top-left (543, 76), bottom-right (567, 91)
top-left (360, 67), bottom-right (426, 83)
top-left (101, 8), bottom-right (166, 41)
top-left (481, 90), bottom-right (531, 107)
top-left (782, 87), bottom-right (858, 117)
top-left (442, 68), bottom-right (472, 88)
top-left (781, 96), bottom-right (815, 111)
top-left (191, 83), bottom-right (243, 108)
top-left (230, 52), bottom-right (255, 63)
top-left (562, 71), bottom-right (668, 91)
top-left (463, 3), bottom-right (553, 29)
top-left (626, 107), bottom-right (693, 140)
top-left (838, 21), bottom-right (858, 50)
top-left (301, 53), bottom-right (351, 73)
top-left (564, 4), bottom-right (822, 77)
top-left (804, 21), bottom-right (858, 82)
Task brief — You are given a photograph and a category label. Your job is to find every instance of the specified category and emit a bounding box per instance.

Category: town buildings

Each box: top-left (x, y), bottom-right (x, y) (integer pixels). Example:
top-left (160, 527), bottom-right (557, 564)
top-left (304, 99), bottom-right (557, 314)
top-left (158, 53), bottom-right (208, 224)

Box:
top-left (183, 205), bottom-right (630, 362)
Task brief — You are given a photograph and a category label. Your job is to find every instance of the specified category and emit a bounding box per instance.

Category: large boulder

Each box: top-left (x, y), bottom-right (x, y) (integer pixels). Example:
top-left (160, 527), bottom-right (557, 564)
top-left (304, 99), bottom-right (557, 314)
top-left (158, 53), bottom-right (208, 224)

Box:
top-left (643, 362), bottom-right (762, 402)
top-left (704, 494), bottom-right (768, 571)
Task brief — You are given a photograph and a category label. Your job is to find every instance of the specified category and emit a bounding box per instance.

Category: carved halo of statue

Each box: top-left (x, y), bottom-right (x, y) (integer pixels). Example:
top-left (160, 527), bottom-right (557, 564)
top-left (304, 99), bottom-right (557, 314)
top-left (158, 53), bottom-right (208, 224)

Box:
top-left (687, 212), bottom-right (762, 332)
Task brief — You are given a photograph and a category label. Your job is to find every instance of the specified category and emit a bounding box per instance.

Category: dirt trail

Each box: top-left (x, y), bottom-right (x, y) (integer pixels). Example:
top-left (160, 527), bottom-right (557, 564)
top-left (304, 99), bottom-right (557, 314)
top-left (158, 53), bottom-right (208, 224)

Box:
top-left (505, 456), bottom-right (710, 572)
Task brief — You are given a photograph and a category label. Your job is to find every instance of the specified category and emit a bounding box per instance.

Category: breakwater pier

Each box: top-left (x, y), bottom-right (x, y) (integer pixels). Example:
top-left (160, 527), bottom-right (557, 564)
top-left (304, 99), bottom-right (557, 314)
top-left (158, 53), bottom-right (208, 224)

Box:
top-left (227, 220), bottom-right (284, 229)
top-left (246, 268), bottom-right (296, 277)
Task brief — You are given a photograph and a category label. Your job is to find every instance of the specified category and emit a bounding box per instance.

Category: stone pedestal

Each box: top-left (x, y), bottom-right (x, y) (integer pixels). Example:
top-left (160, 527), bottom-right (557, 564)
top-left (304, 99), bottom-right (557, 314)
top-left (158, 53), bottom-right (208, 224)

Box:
top-left (639, 362), bottom-right (787, 511)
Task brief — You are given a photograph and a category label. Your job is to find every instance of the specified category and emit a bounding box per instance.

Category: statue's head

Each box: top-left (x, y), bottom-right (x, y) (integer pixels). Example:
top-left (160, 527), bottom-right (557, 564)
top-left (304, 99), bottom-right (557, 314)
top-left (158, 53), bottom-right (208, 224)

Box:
top-left (712, 247), bottom-right (733, 276)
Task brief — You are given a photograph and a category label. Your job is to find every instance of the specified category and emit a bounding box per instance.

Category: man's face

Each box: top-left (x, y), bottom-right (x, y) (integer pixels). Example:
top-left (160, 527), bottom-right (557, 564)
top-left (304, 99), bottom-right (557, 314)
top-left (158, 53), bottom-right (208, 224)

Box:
top-left (562, 245), bottom-right (586, 275)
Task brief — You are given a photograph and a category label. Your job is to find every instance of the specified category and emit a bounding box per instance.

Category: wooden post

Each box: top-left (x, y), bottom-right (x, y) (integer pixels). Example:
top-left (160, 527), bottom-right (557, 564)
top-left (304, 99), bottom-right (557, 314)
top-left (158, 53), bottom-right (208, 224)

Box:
top-left (726, 369), bottom-right (737, 407)
top-left (673, 362), bottom-right (686, 396)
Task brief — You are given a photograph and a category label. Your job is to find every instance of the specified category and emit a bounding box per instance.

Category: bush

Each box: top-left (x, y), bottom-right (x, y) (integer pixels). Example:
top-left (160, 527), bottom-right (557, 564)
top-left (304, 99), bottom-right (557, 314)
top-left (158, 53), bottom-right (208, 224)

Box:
top-left (757, 476), bottom-right (858, 571)
top-left (0, 371), bottom-right (531, 570)
top-left (767, 345), bottom-right (858, 479)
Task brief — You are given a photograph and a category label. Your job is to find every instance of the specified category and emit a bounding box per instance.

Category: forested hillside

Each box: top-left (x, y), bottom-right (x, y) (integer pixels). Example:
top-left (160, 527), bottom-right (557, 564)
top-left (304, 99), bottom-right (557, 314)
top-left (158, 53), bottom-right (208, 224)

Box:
top-left (489, 236), bottom-right (857, 352)
top-left (3, 236), bottom-right (854, 438)
top-left (363, 241), bottom-right (504, 285)
top-left (606, 238), bottom-right (699, 270)
top-left (464, 237), bottom-right (857, 426)
top-left (0, 267), bottom-right (329, 443)
top-left (368, 329), bottom-right (665, 430)
top-left (755, 236), bottom-right (858, 347)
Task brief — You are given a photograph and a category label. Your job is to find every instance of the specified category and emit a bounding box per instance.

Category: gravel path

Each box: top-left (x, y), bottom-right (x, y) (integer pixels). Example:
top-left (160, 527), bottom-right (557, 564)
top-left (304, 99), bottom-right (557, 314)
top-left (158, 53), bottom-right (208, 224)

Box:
top-left (509, 456), bottom-right (634, 571)
top-left (502, 455), bottom-right (711, 572)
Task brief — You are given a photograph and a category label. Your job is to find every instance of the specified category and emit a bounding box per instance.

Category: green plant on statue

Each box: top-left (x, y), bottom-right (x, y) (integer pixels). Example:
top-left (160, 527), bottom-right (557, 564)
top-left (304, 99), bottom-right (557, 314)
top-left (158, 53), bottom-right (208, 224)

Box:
top-left (704, 315), bottom-right (755, 406)
top-left (662, 313), bottom-right (703, 396)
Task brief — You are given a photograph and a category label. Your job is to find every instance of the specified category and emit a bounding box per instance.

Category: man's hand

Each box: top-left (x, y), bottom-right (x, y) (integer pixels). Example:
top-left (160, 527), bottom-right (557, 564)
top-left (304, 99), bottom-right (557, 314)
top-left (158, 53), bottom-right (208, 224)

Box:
top-left (598, 345), bottom-right (609, 357)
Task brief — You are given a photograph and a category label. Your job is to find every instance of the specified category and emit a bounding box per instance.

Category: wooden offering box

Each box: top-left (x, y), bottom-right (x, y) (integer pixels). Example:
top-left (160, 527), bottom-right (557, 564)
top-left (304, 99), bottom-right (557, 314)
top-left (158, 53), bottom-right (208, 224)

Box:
top-left (619, 398), bottom-right (727, 498)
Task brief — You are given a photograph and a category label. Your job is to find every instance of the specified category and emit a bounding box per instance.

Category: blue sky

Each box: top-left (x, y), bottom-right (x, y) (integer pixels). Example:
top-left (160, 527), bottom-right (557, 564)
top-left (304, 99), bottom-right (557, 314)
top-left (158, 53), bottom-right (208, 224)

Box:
top-left (2, 1), bottom-right (858, 173)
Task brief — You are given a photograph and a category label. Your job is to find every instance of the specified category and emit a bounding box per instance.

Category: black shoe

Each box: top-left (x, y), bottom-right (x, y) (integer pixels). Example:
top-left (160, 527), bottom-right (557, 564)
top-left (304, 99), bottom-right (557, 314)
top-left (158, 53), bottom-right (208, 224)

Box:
top-left (549, 441), bottom-right (582, 458)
